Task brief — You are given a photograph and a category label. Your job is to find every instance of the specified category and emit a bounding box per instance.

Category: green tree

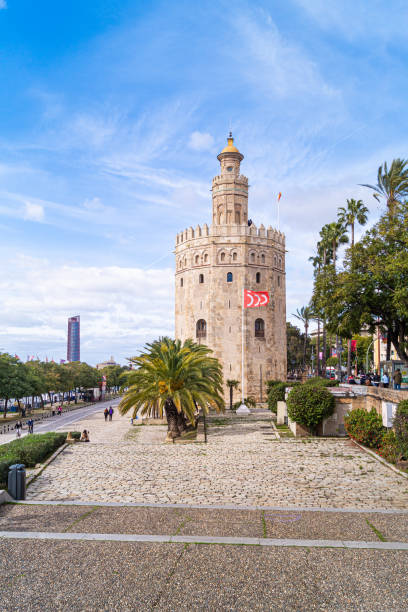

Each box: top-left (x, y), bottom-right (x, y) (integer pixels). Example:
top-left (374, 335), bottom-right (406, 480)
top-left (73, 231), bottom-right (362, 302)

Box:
top-left (226, 379), bottom-right (239, 411)
top-left (119, 337), bottom-right (224, 439)
top-left (40, 362), bottom-right (61, 405)
top-left (286, 322), bottom-right (306, 374)
top-left (0, 354), bottom-right (27, 418)
top-left (292, 306), bottom-right (313, 370)
top-left (362, 158), bottom-right (408, 216)
top-left (315, 204), bottom-right (408, 362)
top-left (25, 361), bottom-right (47, 408)
top-left (101, 365), bottom-right (126, 392)
top-left (337, 198), bottom-right (369, 376)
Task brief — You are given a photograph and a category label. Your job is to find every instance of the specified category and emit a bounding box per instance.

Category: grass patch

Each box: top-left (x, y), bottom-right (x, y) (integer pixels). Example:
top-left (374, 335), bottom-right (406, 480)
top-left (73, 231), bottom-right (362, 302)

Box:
top-left (365, 518), bottom-right (387, 542)
top-left (261, 511), bottom-right (267, 538)
top-left (209, 419), bottom-right (229, 426)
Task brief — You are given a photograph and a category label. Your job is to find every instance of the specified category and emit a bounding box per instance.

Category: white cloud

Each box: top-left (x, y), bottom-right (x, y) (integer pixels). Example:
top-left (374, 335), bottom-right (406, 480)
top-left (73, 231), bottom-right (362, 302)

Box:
top-left (23, 201), bottom-right (45, 222)
top-left (0, 1), bottom-right (7, 9)
top-left (188, 131), bottom-right (214, 152)
top-left (82, 197), bottom-right (105, 211)
top-left (0, 255), bottom-right (174, 364)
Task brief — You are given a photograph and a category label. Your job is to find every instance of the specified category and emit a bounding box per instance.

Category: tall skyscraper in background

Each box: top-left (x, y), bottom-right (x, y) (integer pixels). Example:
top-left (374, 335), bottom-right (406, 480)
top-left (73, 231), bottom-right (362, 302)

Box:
top-left (67, 315), bottom-right (80, 362)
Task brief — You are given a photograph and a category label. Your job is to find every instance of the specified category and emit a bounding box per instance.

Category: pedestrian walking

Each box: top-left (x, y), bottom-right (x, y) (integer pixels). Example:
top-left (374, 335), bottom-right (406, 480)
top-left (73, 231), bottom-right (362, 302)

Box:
top-left (108, 406), bottom-right (113, 421)
top-left (15, 420), bottom-right (22, 438)
top-left (393, 369), bottom-right (402, 390)
top-left (381, 372), bottom-right (389, 388)
top-left (104, 407), bottom-right (109, 422)
top-left (27, 418), bottom-right (33, 434)
top-left (57, 405), bottom-right (62, 416)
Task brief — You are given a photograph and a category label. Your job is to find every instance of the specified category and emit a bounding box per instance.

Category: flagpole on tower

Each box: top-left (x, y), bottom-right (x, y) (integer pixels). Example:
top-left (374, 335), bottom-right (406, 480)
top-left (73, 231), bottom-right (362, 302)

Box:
top-left (237, 287), bottom-right (250, 415)
top-left (277, 192), bottom-right (282, 231)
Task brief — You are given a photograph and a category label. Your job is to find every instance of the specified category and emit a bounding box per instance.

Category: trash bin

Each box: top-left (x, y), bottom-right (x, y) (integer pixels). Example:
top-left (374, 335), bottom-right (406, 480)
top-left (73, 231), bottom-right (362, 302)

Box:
top-left (8, 464), bottom-right (26, 500)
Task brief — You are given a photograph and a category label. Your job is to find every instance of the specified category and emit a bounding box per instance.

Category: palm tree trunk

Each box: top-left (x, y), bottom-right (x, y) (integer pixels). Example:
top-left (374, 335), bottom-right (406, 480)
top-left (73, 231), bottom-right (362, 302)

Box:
top-left (176, 410), bottom-right (188, 433)
top-left (347, 339), bottom-right (351, 378)
top-left (351, 223), bottom-right (354, 249)
top-left (317, 319), bottom-right (321, 376)
top-left (164, 399), bottom-right (180, 438)
top-left (229, 386), bottom-right (233, 410)
top-left (303, 323), bottom-right (308, 371)
top-left (322, 322), bottom-right (327, 376)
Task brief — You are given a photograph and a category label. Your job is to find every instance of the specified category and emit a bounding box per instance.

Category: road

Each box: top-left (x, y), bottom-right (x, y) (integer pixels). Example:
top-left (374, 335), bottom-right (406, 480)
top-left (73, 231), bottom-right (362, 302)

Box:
top-left (0, 398), bottom-right (122, 445)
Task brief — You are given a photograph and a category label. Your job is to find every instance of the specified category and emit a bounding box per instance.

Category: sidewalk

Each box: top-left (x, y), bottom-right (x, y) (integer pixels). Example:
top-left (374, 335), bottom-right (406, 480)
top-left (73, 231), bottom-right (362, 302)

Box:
top-left (0, 502), bottom-right (407, 611)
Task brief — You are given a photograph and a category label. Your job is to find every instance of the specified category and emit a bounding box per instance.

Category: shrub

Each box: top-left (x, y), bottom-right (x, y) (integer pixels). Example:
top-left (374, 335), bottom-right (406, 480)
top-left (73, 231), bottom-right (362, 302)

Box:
top-left (393, 400), bottom-right (408, 459)
top-left (266, 380), bottom-right (282, 393)
top-left (344, 408), bottom-right (385, 448)
top-left (286, 385), bottom-right (335, 434)
top-left (0, 432), bottom-right (67, 487)
top-left (304, 377), bottom-right (339, 388)
top-left (267, 382), bottom-right (286, 412)
top-left (378, 431), bottom-right (399, 464)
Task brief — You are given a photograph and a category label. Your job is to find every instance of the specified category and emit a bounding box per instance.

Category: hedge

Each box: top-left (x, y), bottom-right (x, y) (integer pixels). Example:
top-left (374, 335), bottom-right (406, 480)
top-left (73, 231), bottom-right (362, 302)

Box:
top-left (0, 432), bottom-right (74, 487)
top-left (304, 377), bottom-right (339, 388)
top-left (286, 385), bottom-right (335, 433)
top-left (344, 408), bottom-right (385, 448)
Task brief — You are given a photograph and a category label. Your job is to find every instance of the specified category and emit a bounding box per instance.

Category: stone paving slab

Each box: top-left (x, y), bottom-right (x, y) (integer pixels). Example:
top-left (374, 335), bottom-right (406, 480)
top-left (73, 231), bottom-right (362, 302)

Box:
top-left (0, 503), bottom-right (89, 533)
top-left (0, 539), bottom-right (181, 611)
top-left (3, 503), bottom-right (408, 543)
top-left (1, 538), bottom-right (408, 611)
top-left (160, 544), bottom-right (408, 611)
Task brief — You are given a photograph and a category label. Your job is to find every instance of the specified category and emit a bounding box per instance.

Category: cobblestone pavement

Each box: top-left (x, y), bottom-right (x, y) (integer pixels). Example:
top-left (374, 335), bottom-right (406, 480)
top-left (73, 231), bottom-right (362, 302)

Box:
top-left (26, 409), bottom-right (408, 509)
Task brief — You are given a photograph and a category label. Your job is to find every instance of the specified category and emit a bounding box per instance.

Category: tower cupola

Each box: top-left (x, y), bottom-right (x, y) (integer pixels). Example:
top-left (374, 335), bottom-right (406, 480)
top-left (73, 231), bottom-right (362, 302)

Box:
top-left (212, 133), bottom-right (248, 225)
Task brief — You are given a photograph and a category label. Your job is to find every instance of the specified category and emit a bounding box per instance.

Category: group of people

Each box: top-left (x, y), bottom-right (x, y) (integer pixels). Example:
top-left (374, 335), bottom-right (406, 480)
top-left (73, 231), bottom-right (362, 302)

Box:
top-left (103, 406), bottom-right (114, 421)
top-left (15, 418), bottom-right (34, 438)
top-left (347, 369), bottom-right (403, 389)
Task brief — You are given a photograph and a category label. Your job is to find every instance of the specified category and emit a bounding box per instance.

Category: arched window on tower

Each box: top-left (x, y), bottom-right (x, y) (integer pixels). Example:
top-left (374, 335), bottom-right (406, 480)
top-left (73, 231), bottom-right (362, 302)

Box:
top-left (255, 318), bottom-right (265, 338)
top-left (199, 274), bottom-right (204, 284)
top-left (232, 252), bottom-right (237, 262)
top-left (204, 253), bottom-right (209, 263)
top-left (196, 319), bottom-right (207, 339)
top-left (227, 272), bottom-right (233, 283)
top-left (195, 254), bottom-right (199, 265)
top-left (256, 272), bottom-right (261, 284)
top-left (251, 252), bottom-right (255, 263)
top-left (235, 211), bottom-right (241, 224)
top-left (261, 254), bottom-right (265, 264)
top-left (220, 252), bottom-right (226, 262)
top-left (180, 278), bottom-right (183, 287)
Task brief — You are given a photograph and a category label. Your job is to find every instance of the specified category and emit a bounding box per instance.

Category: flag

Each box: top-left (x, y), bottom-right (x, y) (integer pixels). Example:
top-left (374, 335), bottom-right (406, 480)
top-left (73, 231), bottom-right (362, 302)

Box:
top-left (351, 340), bottom-right (357, 352)
top-left (244, 290), bottom-right (269, 308)
top-left (277, 192), bottom-right (282, 201)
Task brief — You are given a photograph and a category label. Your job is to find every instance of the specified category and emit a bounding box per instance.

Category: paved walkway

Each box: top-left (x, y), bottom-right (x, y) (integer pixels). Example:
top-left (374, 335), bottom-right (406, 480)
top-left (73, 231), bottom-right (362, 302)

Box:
top-left (26, 409), bottom-right (408, 509)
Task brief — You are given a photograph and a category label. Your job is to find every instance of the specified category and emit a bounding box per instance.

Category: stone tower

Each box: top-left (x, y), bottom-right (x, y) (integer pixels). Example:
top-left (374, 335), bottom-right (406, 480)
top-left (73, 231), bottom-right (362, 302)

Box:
top-left (175, 134), bottom-right (286, 402)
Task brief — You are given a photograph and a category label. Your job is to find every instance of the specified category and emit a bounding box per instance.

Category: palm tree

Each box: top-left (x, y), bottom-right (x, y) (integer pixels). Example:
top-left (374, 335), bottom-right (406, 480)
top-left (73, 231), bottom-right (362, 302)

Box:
top-left (322, 222), bottom-right (349, 381)
top-left (361, 158), bottom-right (408, 216)
top-left (292, 306), bottom-right (312, 371)
top-left (337, 199), bottom-right (369, 376)
top-left (309, 252), bottom-right (324, 376)
top-left (226, 379), bottom-right (239, 411)
top-left (119, 337), bottom-right (224, 440)
top-left (337, 199), bottom-right (369, 247)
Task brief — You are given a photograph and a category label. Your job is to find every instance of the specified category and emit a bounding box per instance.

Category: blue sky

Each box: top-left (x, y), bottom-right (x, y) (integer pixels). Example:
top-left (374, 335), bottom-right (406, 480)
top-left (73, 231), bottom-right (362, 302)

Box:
top-left (1, 0), bottom-right (407, 364)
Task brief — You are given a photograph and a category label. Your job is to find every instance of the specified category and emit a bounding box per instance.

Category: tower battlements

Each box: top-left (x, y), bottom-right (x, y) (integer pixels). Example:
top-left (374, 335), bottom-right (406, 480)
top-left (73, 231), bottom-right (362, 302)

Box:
top-left (175, 224), bottom-right (285, 246)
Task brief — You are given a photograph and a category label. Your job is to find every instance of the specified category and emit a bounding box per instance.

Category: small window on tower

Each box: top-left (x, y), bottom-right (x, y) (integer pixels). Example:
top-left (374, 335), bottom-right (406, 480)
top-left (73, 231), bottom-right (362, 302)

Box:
top-left (256, 272), bottom-right (261, 284)
top-left (227, 166), bottom-right (233, 172)
top-left (227, 272), bottom-right (233, 283)
top-left (180, 278), bottom-right (183, 287)
top-left (199, 274), bottom-right (204, 284)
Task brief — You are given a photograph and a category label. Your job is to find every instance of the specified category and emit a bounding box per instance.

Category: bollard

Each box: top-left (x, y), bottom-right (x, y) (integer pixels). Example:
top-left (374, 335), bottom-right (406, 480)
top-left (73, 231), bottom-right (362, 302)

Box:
top-left (8, 464), bottom-right (26, 500)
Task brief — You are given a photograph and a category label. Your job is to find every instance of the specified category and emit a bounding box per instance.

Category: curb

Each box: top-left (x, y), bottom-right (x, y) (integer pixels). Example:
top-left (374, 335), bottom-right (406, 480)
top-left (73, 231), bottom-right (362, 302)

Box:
top-left (26, 443), bottom-right (69, 488)
top-left (351, 438), bottom-right (408, 480)
top-left (270, 421), bottom-right (281, 440)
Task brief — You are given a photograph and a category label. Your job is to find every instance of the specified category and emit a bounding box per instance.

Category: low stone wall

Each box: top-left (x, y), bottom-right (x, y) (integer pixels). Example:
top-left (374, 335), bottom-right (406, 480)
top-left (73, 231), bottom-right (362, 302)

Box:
top-left (281, 385), bottom-right (408, 437)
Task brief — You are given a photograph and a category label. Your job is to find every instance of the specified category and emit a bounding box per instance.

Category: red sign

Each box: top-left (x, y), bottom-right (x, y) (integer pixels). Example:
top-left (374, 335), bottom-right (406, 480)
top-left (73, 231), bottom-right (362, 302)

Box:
top-left (244, 290), bottom-right (269, 308)
top-left (351, 340), bottom-right (357, 352)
